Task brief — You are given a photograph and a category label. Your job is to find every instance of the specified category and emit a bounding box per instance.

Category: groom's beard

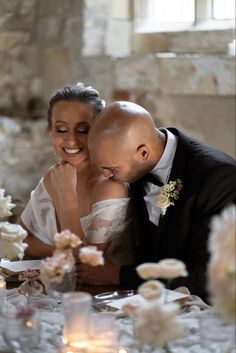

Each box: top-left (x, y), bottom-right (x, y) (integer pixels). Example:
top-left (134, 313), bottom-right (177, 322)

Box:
top-left (111, 160), bottom-right (147, 183)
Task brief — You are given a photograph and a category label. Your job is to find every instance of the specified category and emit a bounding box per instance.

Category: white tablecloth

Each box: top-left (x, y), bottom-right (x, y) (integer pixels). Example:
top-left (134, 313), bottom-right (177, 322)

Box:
top-left (0, 289), bottom-right (235, 353)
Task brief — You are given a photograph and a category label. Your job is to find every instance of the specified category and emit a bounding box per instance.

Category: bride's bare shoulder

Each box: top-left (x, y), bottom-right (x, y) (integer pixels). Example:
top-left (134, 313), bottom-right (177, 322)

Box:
top-left (92, 176), bottom-right (129, 202)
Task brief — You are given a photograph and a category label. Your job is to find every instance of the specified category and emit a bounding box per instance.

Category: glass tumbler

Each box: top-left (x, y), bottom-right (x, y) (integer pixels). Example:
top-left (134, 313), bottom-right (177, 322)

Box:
top-left (89, 312), bottom-right (118, 353)
top-left (2, 308), bottom-right (41, 352)
top-left (62, 291), bottom-right (92, 350)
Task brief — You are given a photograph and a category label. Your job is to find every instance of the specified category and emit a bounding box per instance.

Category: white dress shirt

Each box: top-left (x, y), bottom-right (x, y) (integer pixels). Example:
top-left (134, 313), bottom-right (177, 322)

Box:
top-left (144, 128), bottom-right (178, 226)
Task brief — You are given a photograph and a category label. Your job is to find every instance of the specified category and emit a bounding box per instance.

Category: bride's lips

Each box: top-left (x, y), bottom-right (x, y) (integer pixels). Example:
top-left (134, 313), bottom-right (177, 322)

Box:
top-left (62, 148), bottom-right (82, 155)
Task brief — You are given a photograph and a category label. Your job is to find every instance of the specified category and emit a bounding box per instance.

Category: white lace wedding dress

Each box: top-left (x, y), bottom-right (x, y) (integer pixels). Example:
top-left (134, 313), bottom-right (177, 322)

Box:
top-left (21, 179), bottom-right (136, 264)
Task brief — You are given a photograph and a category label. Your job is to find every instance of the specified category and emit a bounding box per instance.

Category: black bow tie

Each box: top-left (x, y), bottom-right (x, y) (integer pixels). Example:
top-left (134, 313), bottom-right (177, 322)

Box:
top-left (140, 173), bottom-right (163, 187)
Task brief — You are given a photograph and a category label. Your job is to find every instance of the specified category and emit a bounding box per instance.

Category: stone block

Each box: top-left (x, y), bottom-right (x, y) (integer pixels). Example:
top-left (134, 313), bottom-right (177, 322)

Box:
top-left (114, 55), bottom-right (159, 90)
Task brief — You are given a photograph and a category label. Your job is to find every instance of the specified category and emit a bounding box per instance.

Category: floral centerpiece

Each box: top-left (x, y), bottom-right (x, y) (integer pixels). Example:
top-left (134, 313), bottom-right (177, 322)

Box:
top-left (208, 204), bottom-right (235, 323)
top-left (40, 229), bottom-right (104, 296)
top-left (0, 188), bottom-right (28, 260)
top-left (123, 258), bottom-right (189, 351)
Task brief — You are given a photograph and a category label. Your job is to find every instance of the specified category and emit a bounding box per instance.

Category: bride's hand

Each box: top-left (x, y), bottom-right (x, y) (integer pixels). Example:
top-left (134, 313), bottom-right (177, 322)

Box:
top-left (50, 162), bottom-right (77, 198)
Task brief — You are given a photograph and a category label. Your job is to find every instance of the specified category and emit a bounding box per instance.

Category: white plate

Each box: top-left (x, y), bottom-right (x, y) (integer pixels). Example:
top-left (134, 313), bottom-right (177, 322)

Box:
top-left (93, 290), bottom-right (136, 311)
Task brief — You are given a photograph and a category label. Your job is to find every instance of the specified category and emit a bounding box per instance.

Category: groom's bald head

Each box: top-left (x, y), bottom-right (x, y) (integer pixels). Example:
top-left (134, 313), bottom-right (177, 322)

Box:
top-left (88, 101), bottom-right (165, 182)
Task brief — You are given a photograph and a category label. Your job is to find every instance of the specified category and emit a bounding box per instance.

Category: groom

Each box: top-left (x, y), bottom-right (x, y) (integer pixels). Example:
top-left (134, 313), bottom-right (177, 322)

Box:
top-left (79, 101), bottom-right (236, 300)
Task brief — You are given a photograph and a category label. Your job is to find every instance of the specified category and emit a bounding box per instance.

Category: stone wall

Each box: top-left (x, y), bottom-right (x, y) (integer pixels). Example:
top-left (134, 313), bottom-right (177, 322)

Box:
top-left (0, 0), bottom-right (235, 211)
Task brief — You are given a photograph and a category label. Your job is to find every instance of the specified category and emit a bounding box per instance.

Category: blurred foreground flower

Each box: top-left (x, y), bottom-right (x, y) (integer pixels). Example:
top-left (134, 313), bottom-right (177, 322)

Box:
top-left (40, 251), bottom-right (75, 287)
top-left (137, 259), bottom-right (188, 281)
top-left (0, 188), bottom-right (15, 218)
top-left (0, 222), bottom-right (28, 260)
top-left (79, 245), bottom-right (104, 267)
top-left (135, 301), bottom-right (186, 348)
top-left (54, 229), bottom-right (82, 251)
top-left (0, 188), bottom-right (28, 260)
top-left (208, 204), bottom-right (235, 323)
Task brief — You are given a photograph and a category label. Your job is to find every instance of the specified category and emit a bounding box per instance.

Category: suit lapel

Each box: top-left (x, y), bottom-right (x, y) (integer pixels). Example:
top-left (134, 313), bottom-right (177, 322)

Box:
top-left (153, 128), bottom-right (191, 253)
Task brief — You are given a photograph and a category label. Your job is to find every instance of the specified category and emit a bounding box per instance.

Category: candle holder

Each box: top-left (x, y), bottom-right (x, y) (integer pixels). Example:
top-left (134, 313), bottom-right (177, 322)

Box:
top-left (88, 312), bottom-right (118, 353)
top-left (2, 305), bottom-right (41, 351)
top-left (62, 291), bottom-right (92, 350)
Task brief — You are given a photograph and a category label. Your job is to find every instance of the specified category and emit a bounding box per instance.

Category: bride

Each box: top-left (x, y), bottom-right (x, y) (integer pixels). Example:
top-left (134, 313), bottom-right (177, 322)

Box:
top-left (19, 83), bottom-right (136, 268)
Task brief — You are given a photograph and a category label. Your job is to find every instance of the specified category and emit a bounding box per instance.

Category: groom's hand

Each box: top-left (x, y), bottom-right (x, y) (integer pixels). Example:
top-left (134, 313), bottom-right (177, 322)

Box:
top-left (76, 257), bottom-right (120, 286)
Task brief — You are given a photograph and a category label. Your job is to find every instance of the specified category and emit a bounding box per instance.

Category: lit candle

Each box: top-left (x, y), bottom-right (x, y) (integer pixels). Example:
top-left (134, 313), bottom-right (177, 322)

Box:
top-left (0, 274), bottom-right (6, 311)
top-left (62, 292), bottom-right (92, 349)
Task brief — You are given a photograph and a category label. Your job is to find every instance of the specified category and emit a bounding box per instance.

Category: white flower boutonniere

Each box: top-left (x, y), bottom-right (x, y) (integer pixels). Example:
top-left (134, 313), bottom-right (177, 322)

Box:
top-left (156, 179), bottom-right (183, 216)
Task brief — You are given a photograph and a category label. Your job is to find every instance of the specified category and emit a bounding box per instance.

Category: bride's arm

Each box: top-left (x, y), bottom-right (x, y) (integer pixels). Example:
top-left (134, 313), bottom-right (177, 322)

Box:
top-left (46, 163), bottom-right (85, 241)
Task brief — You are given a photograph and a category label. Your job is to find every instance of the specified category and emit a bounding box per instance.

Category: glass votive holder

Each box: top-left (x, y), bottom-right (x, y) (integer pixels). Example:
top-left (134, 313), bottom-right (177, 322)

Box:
top-left (199, 310), bottom-right (235, 353)
top-left (62, 291), bottom-right (92, 350)
top-left (88, 312), bottom-right (118, 353)
top-left (2, 305), bottom-right (41, 351)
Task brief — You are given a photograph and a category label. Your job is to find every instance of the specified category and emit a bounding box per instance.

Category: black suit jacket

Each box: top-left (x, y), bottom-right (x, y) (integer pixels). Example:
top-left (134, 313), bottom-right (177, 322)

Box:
top-left (120, 128), bottom-right (236, 300)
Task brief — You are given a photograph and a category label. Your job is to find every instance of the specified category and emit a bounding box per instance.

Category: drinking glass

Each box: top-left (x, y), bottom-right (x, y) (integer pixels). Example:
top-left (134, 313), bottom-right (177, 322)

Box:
top-left (2, 307), bottom-right (41, 353)
top-left (62, 291), bottom-right (92, 350)
top-left (89, 312), bottom-right (119, 353)
top-left (200, 310), bottom-right (235, 353)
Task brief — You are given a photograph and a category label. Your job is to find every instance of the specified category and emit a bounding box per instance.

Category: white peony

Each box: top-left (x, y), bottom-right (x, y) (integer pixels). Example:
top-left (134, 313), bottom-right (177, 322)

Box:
top-left (0, 188), bottom-right (15, 219)
top-left (40, 251), bottom-right (74, 286)
top-left (79, 246), bottom-right (104, 267)
top-left (155, 259), bottom-right (188, 279)
top-left (135, 301), bottom-right (186, 348)
top-left (54, 229), bottom-right (82, 250)
top-left (136, 259), bottom-right (188, 281)
top-left (208, 205), bottom-right (236, 323)
top-left (0, 222), bottom-right (28, 260)
top-left (138, 280), bottom-right (164, 301)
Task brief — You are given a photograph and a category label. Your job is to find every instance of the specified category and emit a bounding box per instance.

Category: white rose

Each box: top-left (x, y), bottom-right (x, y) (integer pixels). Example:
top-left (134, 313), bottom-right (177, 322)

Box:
top-left (54, 229), bottom-right (82, 250)
top-left (136, 263), bottom-right (161, 280)
top-left (79, 246), bottom-right (104, 267)
top-left (0, 239), bottom-right (28, 260)
top-left (0, 189), bottom-right (15, 219)
top-left (0, 222), bottom-right (28, 241)
top-left (138, 280), bottom-right (164, 301)
top-left (156, 259), bottom-right (188, 279)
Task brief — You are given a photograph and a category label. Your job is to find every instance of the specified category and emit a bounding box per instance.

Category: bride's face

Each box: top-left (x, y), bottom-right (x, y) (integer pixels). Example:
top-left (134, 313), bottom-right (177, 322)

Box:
top-left (50, 100), bottom-right (96, 167)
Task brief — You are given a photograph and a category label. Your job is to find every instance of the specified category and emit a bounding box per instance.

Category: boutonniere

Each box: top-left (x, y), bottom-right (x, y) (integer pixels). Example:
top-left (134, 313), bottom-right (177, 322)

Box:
top-left (156, 179), bottom-right (183, 216)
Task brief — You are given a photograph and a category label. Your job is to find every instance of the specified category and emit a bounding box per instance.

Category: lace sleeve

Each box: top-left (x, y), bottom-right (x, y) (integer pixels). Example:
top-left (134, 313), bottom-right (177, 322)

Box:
top-left (80, 198), bottom-right (131, 244)
top-left (21, 179), bottom-right (57, 245)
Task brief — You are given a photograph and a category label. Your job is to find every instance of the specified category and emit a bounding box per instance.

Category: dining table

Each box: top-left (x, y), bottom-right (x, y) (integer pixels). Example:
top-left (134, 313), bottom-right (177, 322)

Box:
top-left (0, 279), bottom-right (235, 353)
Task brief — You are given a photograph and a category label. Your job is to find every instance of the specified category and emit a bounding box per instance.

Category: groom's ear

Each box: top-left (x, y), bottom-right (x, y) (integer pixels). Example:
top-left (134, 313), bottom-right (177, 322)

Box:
top-left (136, 144), bottom-right (149, 161)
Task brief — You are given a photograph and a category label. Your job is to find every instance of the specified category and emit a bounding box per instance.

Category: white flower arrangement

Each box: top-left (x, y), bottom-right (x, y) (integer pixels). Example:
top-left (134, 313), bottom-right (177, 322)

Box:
top-left (40, 229), bottom-right (104, 288)
top-left (208, 204), bottom-right (235, 323)
top-left (0, 188), bottom-right (28, 260)
top-left (156, 179), bottom-right (183, 216)
top-left (122, 258), bottom-right (189, 350)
